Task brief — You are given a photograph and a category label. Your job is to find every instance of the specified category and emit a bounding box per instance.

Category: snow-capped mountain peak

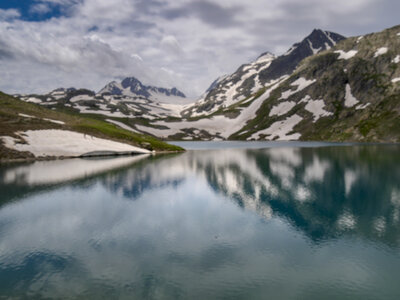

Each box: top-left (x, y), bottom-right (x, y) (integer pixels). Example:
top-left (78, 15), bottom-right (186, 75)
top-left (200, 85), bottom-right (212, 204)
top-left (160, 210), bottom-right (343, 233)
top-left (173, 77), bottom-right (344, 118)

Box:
top-left (98, 76), bottom-right (186, 103)
top-left (184, 29), bottom-right (344, 118)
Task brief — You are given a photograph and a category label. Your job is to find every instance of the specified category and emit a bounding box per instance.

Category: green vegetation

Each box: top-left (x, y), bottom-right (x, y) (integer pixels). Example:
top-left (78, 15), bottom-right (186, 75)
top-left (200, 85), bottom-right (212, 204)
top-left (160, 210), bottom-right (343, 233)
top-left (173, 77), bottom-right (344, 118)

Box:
top-left (0, 92), bottom-right (183, 160)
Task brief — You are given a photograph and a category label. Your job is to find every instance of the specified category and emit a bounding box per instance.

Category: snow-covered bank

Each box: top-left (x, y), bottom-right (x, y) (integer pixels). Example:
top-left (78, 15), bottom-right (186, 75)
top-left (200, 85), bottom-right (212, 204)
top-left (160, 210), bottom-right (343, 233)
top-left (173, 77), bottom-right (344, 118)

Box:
top-left (1, 129), bottom-right (150, 158)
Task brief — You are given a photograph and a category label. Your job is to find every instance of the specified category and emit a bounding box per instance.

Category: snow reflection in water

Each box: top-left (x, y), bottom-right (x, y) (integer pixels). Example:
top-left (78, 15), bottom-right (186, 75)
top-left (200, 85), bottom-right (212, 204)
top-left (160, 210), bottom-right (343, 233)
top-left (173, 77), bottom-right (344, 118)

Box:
top-left (0, 143), bottom-right (399, 299)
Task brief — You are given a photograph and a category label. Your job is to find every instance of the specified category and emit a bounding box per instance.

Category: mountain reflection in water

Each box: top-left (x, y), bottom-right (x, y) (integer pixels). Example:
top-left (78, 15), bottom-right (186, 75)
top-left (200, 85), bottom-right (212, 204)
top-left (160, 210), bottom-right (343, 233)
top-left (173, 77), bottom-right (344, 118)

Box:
top-left (0, 143), bottom-right (399, 299)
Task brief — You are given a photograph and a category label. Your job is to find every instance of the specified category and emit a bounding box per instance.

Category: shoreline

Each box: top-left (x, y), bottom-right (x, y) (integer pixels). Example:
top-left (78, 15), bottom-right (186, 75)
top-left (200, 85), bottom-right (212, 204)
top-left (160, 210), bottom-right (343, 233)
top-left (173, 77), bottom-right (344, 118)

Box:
top-left (0, 150), bottom-right (184, 164)
top-left (1, 139), bottom-right (398, 164)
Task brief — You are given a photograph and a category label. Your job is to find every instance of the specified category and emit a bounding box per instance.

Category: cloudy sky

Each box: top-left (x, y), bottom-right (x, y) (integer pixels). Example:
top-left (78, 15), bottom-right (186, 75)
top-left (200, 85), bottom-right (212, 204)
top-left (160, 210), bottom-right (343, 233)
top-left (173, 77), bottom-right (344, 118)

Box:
top-left (0, 0), bottom-right (399, 98)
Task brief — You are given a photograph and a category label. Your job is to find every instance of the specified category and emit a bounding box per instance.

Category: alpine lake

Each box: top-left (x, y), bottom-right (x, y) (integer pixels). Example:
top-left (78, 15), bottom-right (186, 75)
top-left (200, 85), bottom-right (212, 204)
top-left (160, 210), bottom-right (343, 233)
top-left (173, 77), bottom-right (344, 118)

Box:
top-left (0, 141), bottom-right (399, 299)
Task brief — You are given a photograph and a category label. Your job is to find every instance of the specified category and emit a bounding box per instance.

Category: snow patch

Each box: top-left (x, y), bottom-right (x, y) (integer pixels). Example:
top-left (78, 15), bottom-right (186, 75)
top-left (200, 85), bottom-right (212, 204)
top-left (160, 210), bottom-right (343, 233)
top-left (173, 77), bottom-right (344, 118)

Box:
top-left (356, 36), bottom-right (364, 43)
top-left (283, 45), bottom-right (297, 56)
top-left (158, 102), bottom-right (186, 117)
top-left (76, 105), bottom-right (128, 118)
top-left (335, 50), bottom-right (358, 60)
top-left (374, 47), bottom-right (388, 57)
top-left (25, 97), bottom-right (42, 104)
top-left (392, 77), bottom-right (400, 83)
top-left (324, 31), bottom-right (337, 46)
top-left (307, 39), bottom-right (321, 54)
top-left (355, 103), bottom-right (370, 110)
top-left (70, 95), bottom-right (93, 102)
top-left (43, 118), bottom-right (65, 125)
top-left (1, 130), bottom-right (149, 157)
top-left (269, 101), bottom-right (296, 116)
top-left (106, 119), bottom-right (140, 133)
top-left (18, 113), bottom-right (64, 125)
top-left (392, 55), bottom-right (400, 63)
top-left (324, 42), bottom-right (331, 50)
top-left (18, 113), bottom-right (34, 118)
top-left (304, 99), bottom-right (333, 122)
top-left (51, 90), bottom-right (65, 95)
top-left (299, 95), bottom-right (311, 103)
top-left (148, 91), bottom-right (189, 104)
top-left (249, 114), bottom-right (302, 141)
top-left (279, 77), bottom-right (316, 100)
top-left (344, 84), bottom-right (359, 107)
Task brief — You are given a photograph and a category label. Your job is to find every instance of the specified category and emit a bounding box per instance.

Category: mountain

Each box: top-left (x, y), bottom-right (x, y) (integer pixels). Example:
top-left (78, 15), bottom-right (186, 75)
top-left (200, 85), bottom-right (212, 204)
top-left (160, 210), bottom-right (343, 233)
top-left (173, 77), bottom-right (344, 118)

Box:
top-left (98, 77), bottom-right (186, 103)
top-left (183, 29), bottom-right (345, 117)
top-left (13, 25), bottom-right (400, 143)
top-left (133, 25), bottom-right (399, 142)
top-left (258, 29), bottom-right (345, 84)
top-left (16, 76), bottom-right (190, 122)
top-left (230, 25), bottom-right (400, 142)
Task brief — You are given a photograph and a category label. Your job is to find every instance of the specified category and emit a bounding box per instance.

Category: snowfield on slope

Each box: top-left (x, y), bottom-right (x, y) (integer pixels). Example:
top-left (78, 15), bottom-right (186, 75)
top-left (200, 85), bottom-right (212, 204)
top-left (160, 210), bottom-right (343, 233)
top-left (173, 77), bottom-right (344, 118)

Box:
top-left (374, 47), bottom-right (388, 57)
top-left (303, 99), bottom-right (333, 122)
top-left (189, 53), bottom-right (275, 118)
top-left (269, 101), bottom-right (296, 116)
top-left (18, 113), bottom-right (66, 125)
top-left (279, 78), bottom-right (316, 100)
top-left (344, 84), bottom-right (360, 107)
top-left (1, 130), bottom-right (150, 157)
top-left (334, 50), bottom-right (358, 60)
top-left (137, 77), bottom-right (288, 139)
top-left (249, 114), bottom-right (303, 141)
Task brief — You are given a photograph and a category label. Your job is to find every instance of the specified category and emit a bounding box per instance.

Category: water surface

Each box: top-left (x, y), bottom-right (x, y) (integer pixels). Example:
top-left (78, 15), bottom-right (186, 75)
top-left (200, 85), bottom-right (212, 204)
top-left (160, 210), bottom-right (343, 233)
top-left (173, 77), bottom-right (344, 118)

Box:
top-left (0, 142), bottom-right (399, 299)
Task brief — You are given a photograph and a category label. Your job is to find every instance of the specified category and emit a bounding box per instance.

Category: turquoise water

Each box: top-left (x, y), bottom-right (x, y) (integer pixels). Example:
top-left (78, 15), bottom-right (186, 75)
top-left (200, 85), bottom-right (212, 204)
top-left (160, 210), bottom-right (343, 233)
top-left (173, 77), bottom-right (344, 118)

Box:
top-left (0, 143), bottom-right (399, 299)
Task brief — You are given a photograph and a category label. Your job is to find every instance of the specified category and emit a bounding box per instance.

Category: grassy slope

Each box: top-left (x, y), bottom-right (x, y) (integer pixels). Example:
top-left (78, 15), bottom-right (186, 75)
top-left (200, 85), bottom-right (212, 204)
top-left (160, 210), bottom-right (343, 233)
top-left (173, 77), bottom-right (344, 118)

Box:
top-left (0, 92), bottom-right (183, 160)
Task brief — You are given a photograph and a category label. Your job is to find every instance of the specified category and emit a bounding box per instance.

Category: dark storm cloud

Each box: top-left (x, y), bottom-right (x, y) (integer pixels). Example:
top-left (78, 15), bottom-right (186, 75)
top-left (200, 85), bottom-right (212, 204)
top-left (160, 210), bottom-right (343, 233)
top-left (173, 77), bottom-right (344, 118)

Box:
top-left (162, 1), bottom-right (242, 28)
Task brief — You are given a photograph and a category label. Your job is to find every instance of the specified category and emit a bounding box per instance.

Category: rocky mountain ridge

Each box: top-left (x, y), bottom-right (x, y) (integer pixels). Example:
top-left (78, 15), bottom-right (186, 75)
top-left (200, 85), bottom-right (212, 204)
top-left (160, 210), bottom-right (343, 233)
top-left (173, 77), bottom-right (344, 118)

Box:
top-left (182, 29), bottom-right (345, 118)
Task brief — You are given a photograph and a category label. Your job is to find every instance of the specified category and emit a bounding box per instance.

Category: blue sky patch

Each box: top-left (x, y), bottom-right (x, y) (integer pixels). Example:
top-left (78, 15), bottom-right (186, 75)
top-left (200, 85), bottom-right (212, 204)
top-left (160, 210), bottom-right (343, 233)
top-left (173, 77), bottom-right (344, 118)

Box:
top-left (0, 0), bottom-right (67, 22)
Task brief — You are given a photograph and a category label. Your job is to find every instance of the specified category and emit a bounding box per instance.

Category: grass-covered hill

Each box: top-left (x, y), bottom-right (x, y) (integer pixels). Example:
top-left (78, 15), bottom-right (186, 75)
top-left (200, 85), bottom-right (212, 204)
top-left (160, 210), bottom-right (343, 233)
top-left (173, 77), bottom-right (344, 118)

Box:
top-left (0, 92), bottom-right (183, 160)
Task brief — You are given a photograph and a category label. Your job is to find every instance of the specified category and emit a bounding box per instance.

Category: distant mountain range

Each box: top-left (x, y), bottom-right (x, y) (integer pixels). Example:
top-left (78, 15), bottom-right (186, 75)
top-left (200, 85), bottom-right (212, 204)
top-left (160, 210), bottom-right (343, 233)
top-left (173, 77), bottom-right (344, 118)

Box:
top-left (99, 77), bottom-right (186, 102)
top-left (14, 25), bottom-right (400, 142)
